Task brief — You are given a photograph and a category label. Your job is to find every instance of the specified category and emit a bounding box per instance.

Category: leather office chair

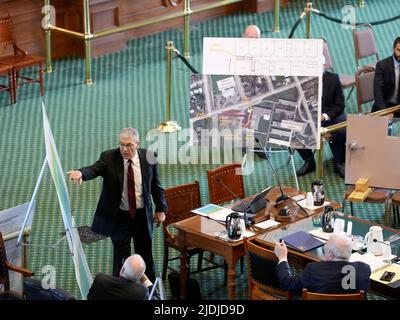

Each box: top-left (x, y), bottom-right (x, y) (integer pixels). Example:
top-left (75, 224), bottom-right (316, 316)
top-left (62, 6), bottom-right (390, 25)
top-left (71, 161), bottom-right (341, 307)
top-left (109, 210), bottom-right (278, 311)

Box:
top-left (0, 15), bottom-right (44, 102)
top-left (0, 232), bottom-right (34, 300)
top-left (207, 163), bottom-right (245, 205)
top-left (302, 288), bottom-right (365, 300)
top-left (162, 181), bottom-right (223, 280)
top-left (244, 238), bottom-right (292, 300)
top-left (0, 63), bottom-right (14, 104)
top-left (322, 38), bottom-right (355, 100)
top-left (353, 23), bottom-right (380, 70)
top-left (355, 66), bottom-right (375, 114)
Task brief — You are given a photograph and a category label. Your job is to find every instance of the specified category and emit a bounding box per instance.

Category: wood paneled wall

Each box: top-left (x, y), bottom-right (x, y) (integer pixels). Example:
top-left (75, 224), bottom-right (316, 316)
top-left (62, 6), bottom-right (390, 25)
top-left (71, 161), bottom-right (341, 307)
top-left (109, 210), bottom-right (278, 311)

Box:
top-left (0, 0), bottom-right (285, 59)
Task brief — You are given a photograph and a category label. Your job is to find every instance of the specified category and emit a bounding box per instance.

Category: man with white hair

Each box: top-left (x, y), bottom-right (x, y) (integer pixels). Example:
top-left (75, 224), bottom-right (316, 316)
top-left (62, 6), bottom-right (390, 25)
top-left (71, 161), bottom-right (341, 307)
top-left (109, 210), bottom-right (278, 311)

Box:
top-left (274, 232), bottom-right (371, 294)
top-left (243, 24), bottom-right (261, 38)
top-left (88, 254), bottom-right (159, 300)
top-left (68, 127), bottom-right (167, 282)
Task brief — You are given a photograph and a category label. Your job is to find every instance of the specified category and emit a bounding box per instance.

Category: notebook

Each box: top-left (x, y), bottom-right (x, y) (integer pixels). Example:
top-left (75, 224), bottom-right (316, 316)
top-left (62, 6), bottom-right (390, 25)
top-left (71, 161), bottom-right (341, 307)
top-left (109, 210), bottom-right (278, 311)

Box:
top-left (281, 231), bottom-right (325, 253)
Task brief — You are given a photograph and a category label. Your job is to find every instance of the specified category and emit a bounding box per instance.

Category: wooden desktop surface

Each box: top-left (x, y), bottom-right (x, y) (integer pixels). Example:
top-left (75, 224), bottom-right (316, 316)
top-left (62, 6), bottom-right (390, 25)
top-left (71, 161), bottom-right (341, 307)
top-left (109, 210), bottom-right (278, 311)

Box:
top-left (173, 186), bottom-right (340, 299)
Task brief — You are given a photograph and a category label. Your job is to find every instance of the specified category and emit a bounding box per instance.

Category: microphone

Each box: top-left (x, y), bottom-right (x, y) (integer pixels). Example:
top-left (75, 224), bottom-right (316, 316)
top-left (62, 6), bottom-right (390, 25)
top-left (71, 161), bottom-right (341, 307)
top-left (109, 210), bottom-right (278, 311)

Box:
top-left (254, 137), bottom-right (290, 206)
top-left (216, 177), bottom-right (254, 227)
top-left (373, 239), bottom-right (400, 262)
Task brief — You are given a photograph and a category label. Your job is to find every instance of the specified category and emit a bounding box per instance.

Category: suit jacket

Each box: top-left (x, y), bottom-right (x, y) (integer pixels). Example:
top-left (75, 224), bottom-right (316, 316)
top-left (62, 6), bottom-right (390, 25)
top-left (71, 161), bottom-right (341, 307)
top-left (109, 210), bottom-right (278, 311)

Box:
top-left (87, 273), bottom-right (152, 300)
top-left (373, 56), bottom-right (396, 112)
top-left (276, 260), bottom-right (371, 294)
top-left (79, 148), bottom-right (167, 237)
top-left (322, 71), bottom-right (345, 120)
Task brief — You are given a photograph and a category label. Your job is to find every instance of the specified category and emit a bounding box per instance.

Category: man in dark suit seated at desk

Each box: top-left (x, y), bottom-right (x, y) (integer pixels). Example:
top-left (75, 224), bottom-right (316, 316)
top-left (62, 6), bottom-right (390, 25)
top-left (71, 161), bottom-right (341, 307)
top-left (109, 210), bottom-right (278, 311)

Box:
top-left (88, 254), bottom-right (159, 300)
top-left (274, 233), bottom-right (371, 295)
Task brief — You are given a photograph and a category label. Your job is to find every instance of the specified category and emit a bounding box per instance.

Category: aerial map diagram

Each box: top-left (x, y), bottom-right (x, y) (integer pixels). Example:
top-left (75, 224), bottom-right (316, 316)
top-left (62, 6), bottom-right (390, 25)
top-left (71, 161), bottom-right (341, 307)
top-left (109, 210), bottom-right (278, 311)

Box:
top-left (189, 74), bottom-right (320, 149)
top-left (190, 38), bottom-right (323, 149)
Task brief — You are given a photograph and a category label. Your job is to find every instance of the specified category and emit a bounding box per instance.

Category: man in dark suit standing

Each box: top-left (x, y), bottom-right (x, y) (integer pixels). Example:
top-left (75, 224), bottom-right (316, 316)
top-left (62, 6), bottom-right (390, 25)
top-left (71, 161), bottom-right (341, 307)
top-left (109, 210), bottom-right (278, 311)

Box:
top-left (296, 71), bottom-right (347, 178)
top-left (274, 233), bottom-right (370, 295)
top-left (88, 254), bottom-right (159, 300)
top-left (372, 37), bottom-right (400, 114)
top-left (68, 128), bottom-right (167, 282)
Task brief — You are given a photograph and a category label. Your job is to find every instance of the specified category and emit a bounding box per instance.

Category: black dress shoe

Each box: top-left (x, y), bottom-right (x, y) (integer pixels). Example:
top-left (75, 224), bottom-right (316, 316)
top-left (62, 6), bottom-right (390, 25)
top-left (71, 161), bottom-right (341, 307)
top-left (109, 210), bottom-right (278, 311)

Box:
top-left (334, 162), bottom-right (345, 179)
top-left (296, 159), bottom-right (316, 177)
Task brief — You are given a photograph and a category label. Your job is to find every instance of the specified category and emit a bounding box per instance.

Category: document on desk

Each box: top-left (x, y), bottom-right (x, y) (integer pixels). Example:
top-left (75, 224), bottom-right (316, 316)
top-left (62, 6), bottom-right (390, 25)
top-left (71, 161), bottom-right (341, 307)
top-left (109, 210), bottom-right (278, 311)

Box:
top-left (192, 204), bottom-right (233, 222)
top-left (349, 252), bottom-right (390, 272)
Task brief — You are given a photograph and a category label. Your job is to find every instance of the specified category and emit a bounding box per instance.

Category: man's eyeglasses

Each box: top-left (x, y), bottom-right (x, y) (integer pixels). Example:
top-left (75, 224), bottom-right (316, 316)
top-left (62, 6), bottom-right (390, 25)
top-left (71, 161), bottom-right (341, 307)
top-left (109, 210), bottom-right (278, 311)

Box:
top-left (119, 143), bottom-right (136, 149)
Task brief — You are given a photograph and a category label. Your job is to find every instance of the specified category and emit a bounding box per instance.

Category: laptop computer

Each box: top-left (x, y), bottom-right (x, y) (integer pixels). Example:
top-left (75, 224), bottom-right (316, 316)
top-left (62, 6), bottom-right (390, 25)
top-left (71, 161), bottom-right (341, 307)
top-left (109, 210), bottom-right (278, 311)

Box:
top-left (232, 187), bottom-right (272, 215)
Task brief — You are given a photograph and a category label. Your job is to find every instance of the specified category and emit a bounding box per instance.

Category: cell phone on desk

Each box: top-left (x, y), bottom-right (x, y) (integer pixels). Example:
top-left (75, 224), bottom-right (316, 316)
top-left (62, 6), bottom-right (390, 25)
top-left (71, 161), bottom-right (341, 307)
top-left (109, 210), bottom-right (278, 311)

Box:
top-left (379, 271), bottom-right (396, 282)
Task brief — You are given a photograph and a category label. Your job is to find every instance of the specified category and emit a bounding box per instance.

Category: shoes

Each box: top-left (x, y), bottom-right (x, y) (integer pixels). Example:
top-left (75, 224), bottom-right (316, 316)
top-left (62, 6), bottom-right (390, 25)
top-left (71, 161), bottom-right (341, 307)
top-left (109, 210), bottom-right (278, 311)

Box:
top-left (296, 159), bottom-right (316, 177)
top-left (334, 162), bottom-right (345, 179)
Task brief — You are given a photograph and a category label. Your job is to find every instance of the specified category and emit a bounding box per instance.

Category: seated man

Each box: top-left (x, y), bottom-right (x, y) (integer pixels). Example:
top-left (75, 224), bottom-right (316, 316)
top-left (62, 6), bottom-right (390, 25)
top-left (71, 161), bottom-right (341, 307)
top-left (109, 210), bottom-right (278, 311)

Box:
top-left (372, 37), bottom-right (400, 115)
top-left (274, 233), bottom-right (370, 295)
top-left (87, 254), bottom-right (159, 300)
top-left (296, 70), bottom-right (347, 178)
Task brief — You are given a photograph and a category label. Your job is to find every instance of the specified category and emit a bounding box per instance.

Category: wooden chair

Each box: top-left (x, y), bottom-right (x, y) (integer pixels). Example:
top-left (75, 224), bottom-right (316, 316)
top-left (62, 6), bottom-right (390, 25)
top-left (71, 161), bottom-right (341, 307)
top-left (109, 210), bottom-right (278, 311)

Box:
top-left (207, 164), bottom-right (245, 273)
top-left (0, 232), bottom-right (34, 300)
top-left (342, 187), bottom-right (392, 221)
top-left (244, 238), bottom-right (292, 300)
top-left (302, 288), bottom-right (365, 300)
top-left (0, 15), bottom-right (44, 102)
top-left (390, 192), bottom-right (400, 226)
top-left (207, 163), bottom-right (245, 205)
top-left (162, 181), bottom-right (223, 280)
top-left (0, 63), bottom-right (14, 104)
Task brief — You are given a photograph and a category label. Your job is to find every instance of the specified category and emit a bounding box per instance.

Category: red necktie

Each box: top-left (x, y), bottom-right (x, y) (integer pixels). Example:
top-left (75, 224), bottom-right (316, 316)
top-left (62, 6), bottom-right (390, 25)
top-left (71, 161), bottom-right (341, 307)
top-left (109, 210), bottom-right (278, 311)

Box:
top-left (127, 159), bottom-right (136, 219)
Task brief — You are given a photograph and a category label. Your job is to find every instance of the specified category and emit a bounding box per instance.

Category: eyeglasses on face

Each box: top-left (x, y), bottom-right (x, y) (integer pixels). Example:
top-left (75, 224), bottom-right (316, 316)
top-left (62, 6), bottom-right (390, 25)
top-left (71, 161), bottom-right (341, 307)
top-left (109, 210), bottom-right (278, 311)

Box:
top-left (119, 143), bottom-right (136, 149)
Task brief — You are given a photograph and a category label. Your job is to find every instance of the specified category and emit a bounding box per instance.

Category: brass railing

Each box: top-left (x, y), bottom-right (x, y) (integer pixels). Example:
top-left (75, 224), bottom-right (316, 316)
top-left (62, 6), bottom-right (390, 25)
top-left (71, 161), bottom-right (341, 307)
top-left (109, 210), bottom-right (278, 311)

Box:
top-left (316, 105), bottom-right (400, 179)
top-left (44, 0), bottom-right (282, 83)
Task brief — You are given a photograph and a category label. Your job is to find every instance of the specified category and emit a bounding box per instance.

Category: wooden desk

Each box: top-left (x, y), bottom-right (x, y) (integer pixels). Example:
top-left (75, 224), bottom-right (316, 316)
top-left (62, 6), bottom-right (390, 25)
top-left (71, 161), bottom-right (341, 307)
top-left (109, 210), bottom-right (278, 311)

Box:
top-left (174, 186), bottom-right (340, 299)
top-left (256, 213), bottom-right (400, 299)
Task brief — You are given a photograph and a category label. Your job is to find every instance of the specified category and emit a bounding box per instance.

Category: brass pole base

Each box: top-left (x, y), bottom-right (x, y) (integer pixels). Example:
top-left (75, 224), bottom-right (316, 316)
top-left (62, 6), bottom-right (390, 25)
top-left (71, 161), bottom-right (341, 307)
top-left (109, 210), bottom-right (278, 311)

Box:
top-left (273, 27), bottom-right (280, 33)
top-left (45, 67), bottom-right (53, 74)
top-left (358, 0), bottom-right (365, 8)
top-left (157, 121), bottom-right (182, 133)
top-left (184, 52), bottom-right (190, 59)
top-left (85, 79), bottom-right (93, 85)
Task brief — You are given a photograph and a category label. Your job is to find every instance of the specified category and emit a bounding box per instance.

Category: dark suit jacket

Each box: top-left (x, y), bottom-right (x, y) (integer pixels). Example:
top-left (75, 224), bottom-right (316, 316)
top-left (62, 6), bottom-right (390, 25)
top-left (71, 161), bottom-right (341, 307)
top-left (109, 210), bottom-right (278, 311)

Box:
top-left (276, 260), bottom-right (371, 294)
top-left (322, 71), bottom-right (345, 120)
top-left (79, 148), bottom-right (167, 237)
top-left (372, 56), bottom-right (396, 112)
top-left (87, 273), bottom-right (152, 300)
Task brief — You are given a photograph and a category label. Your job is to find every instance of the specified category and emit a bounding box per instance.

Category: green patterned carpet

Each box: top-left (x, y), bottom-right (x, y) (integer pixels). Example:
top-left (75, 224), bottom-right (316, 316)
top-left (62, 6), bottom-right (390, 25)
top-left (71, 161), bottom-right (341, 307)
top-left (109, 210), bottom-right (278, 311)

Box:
top-left (0, 0), bottom-right (398, 299)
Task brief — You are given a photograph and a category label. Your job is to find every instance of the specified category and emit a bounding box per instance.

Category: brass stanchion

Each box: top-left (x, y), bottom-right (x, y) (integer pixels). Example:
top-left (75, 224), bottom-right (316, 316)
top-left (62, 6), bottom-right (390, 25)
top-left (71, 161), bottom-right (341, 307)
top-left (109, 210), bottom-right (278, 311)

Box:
top-left (44, 0), bottom-right (52, 73)
top-left (316, 130), bottom-right (326, 180)
top-left (273, 0), bottom-right (280, 32)
top-left (183, 0), bottom-right (191, 58)
top-left (305, 2), bottom-right (313, 39)
top-left (158, 41), bottom-right (182, 133)
top-left (83, 0), bottom-right (93, 85)
top-left (358, 0), bottom-right (366, 8)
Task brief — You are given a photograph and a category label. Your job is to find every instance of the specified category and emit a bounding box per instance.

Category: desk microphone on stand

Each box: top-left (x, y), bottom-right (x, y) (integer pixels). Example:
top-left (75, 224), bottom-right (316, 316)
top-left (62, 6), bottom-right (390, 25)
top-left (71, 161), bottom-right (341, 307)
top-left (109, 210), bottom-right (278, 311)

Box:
top-left (216, 177), bottom-right (254, 227)
top-left (254, 137), bottom-right (290, 206)
top-left (373, 239), bottom-right (400, 262)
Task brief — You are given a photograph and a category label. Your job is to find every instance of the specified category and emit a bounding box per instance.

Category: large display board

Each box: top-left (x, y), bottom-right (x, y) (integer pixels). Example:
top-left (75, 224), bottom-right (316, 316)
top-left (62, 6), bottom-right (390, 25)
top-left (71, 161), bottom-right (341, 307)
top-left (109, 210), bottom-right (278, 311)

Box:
top-left (190, 38), bottom-right (323, 149)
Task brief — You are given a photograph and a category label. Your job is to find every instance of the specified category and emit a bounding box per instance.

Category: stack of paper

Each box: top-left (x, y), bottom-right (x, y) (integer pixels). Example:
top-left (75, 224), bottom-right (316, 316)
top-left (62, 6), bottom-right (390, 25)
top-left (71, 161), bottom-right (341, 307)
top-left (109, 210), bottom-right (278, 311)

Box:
top-left (296, 199), bottom-right (331, 211)
top-left (214, 229), bottom-right (255, 242)
top-left (349, 252), bottom-right (387, 272)
top-left (255, 220), bottom-right (280, 229)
